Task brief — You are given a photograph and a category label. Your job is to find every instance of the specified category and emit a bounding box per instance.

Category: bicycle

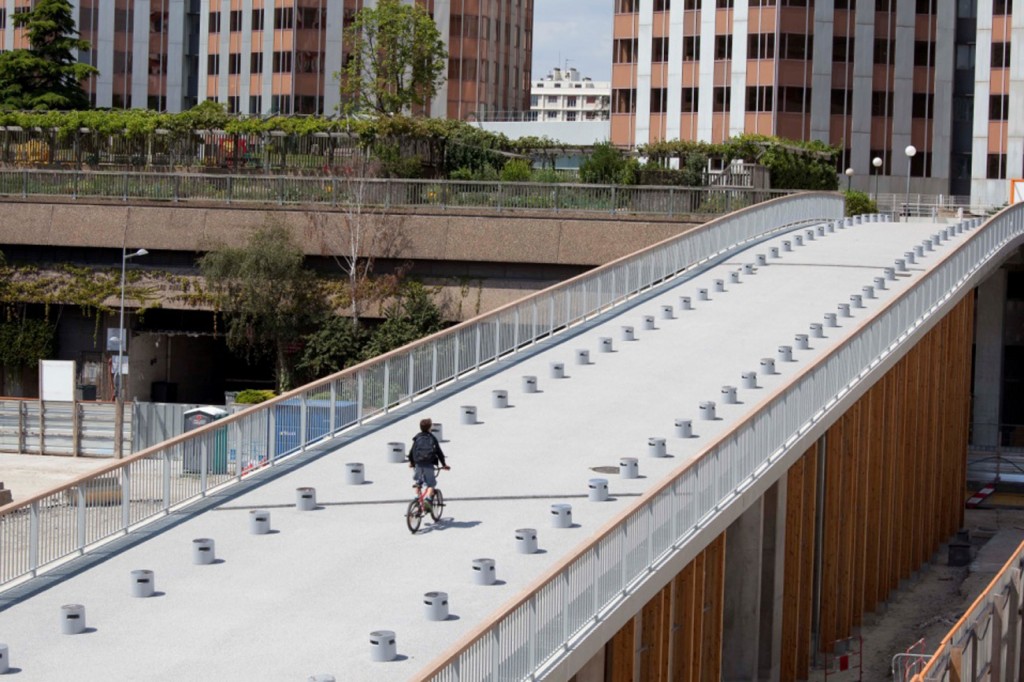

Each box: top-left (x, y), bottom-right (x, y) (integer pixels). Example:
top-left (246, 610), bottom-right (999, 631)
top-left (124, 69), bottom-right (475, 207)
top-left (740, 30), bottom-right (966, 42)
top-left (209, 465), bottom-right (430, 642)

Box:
top-left (406, 466), bottom-right (445, 534)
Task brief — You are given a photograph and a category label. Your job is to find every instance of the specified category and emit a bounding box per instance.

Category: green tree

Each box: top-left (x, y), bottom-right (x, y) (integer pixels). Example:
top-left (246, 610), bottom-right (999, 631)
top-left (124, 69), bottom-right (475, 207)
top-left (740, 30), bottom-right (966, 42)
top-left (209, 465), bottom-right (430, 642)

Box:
top-left (198, 223), bottom-right (325, 392)
top-left (844, 190), bottom-right (878, 217)
top-left (297, 313), bottom-right (369, 380)
top-left (361, 281), bottom-right (445, 359)
top-left (340, 0), bottom-right (447, 115)
top-left (579, 142), bottom-right (631, 185)
top-left (0, 0), bottom-right (96, 110)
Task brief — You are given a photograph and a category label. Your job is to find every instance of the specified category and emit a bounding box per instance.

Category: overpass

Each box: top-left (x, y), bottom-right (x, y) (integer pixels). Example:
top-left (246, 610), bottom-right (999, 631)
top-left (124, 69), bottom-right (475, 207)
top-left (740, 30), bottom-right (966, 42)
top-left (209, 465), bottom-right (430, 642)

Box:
top-left (0, 194), bottom-right (1017, 681)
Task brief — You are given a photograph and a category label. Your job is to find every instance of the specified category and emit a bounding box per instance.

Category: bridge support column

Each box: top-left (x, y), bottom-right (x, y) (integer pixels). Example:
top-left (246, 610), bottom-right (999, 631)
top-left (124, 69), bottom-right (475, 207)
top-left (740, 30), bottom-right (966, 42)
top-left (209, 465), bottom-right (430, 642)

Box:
top-left (972, 269), bottom-right (1006, 448)
top-left (722, 496), bottom-right (765, 680)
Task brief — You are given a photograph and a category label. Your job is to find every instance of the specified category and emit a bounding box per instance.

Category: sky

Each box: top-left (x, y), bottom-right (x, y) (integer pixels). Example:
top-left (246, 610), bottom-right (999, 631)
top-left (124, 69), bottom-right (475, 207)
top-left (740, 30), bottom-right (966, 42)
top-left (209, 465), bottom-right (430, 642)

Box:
top-left (531, 0), bottom-right (614, 82)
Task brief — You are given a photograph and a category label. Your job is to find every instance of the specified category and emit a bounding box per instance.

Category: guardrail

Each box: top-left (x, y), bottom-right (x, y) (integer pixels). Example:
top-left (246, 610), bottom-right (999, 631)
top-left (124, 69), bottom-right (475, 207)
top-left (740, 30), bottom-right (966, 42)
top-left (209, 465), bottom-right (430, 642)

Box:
top-left (0, 192), bottom-right (840, 592)
top-left (416, 206), bottom-right (1024, 679)
top-left (0, 169), bottom-right (792, 216)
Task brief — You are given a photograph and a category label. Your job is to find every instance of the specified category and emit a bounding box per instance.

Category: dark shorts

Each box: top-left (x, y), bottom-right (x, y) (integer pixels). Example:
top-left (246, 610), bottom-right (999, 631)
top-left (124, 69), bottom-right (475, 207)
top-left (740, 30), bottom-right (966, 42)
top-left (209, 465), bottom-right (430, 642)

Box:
top-left (412, 465), bottom-right (436, 488)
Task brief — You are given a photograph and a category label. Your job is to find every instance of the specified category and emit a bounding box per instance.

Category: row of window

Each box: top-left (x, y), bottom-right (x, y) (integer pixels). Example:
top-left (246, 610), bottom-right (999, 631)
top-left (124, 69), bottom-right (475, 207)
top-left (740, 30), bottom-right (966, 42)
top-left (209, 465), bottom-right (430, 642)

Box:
top-left (207, 94), bottom-right (324, 115)
top-left (614, 0), bottom-right (1009, 14)
top-left (531, 95), bottom-right (608, 107)
top-left (449, 14), bottom-right (526, 48)
top-left (207, 51), bottom-right (326, 76)
top-left (208, 8), bottom-right (329, 33)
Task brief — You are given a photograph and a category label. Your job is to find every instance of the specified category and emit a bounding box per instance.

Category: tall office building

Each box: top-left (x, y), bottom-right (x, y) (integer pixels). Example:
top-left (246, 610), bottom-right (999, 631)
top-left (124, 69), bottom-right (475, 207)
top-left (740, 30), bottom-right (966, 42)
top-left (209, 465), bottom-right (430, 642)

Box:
top-left (610, 1), bottom-right (1018, 206)
top-left (5, 0), bottom-right (532, 120)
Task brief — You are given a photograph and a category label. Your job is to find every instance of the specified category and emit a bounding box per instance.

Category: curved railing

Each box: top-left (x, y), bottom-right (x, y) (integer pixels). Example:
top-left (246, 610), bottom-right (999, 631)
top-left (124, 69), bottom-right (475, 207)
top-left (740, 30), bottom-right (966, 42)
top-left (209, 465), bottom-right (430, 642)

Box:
top-left (416, 206), bottom-right (1024, 680)
top-left (0, 192), bottom-right (841, 591)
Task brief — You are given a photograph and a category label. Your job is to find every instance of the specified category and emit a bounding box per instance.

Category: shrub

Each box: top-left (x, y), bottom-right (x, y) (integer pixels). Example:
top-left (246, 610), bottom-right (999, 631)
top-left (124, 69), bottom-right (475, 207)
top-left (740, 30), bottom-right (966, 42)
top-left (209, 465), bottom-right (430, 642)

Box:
top-left (844, 190), bottom-right (877, 217)
top-left (500, 158), bottom-right (532, 182)
top-left (234, 389), bottom-right (276, 404)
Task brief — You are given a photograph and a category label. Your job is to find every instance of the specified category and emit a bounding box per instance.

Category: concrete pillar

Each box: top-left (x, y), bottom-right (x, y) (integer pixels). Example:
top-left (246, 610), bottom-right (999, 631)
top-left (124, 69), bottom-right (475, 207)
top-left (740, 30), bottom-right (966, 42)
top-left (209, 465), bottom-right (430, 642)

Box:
top-left (973, 269), bottom-right (1007, 448)
top-left (759, 479), bottom-right (787, 682)
top-left (722, 497), bottom-right (764, 681)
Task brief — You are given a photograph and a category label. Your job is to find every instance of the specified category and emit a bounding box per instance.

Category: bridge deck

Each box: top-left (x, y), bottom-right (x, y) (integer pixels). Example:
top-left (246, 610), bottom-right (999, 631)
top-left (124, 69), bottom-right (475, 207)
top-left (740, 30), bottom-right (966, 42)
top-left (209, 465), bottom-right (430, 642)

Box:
top-left (0, 218), bottom-right (955, 681)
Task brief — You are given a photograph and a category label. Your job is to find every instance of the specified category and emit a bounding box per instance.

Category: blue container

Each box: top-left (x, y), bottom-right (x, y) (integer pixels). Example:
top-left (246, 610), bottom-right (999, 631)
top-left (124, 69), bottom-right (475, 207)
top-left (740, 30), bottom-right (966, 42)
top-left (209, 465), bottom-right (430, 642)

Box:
top-left (273, 399), bottom-right (358, 456)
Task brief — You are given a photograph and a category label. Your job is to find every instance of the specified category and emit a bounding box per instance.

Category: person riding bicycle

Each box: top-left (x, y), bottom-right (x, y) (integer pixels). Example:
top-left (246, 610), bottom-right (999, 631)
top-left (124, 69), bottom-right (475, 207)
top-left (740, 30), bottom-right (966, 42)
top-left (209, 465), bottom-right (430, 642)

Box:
top-left (408, 418), bottom-right (449, 510)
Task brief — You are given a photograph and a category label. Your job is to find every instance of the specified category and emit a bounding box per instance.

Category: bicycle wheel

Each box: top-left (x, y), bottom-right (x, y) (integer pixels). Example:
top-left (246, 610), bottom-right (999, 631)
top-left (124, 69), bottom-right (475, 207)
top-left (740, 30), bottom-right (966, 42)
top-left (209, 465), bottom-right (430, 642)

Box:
top-left (406, 499), bottom-right (422, 534)
top-left (429, 489), bottom-right (444, 521)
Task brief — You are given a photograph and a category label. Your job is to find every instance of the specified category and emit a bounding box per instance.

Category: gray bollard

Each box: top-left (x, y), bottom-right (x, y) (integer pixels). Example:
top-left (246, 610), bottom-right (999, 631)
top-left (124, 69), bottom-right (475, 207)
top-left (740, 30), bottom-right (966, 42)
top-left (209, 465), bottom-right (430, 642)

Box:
top-left (460, 405), bottom-right (477, 424)
top-left (130, 569), bottom-right (155, 598)
top-left (862, 285), bottom-right (876, 299)
top-left (430, 422), bottom-right (444, 442)
top-left (514, 529), bottom-right (538, 554)
top-left (345, 463), bottom-right (365, 485)
top-left (369, 631), bottom-right (397, 662)
top-left (471, 558), bottom-right (497, 585)
top-left (588, 478), bottom-right (609, 502)
top-left (0, 643), bottom-right (7, 674)
top-left (647, 437), bottom-right (667, 457)
top-left (895, 258), bottom-right (907, 273)
top-left (778, 345), bottom-right (794, 362)
top-left (805, 228), bottom-right (815, 241)
top-left (824, 313), bottom-right (838, 328)
top-left (642, 315), bottom-right (656, 330)
top-left (296, 487), bottom-right (317, 511)
top-left (838, 303), bottom-right (851, 318)
top-left (795, 334), bottom-right (809, 350)
top-left (699, 401), bottom-right (717, 420)
top-left (674, 418), bottom-right (693, 438)
top-left (249, 509), bottom-right (271, 534)
top-left (660, 305), bottom-right (674, 320)
top-left (679, 296), bottom-right (693, 311)
top-left (721, 386), bottom-right (738, 404)
top-left (794, 235), bottom-right (804, 246)
top-left (782, 240), bottom-right (792, 252)
top-left (192, 538), bottom-right (216, 564)
top-left (741, 371), bottom-right (758, 389)
top-left (874, 276), bottom-right (887, 291)
top-left (621, 325), bottom-right (635, 341)
top-left (729, 271), bottom-right (741, 284)
top-left (884, 267), bottom-right (896, 281)
top-left (60, 604), bottom-right (85, 635)
top-left (850, 294), bottom-right (864, 309)
top-left (770, 246), bottom-right (780, 258)
top-left (809, 323), bottom-right (824, 339)
top-left (914, 245), bottom-right (925, 258)
top-left (760, 358), bottom-right (777, 374)
top-left (424, 591), bottom-right (449, 621)
top-left (923, 239), bottom-right (934, 252)
top-left (845, 217), bottom-right (854, 227)
top-left (522, 375), bottom-right (537, 393)
top-left (599, 337), bottom-right (613, 353)
top-left (619, 457), bottom-right (639, 478)
top-left (551, 361), bottom-right (565, 378)
top-left (714, 279), bottom-right (726, 292)
top-left (905, 250), bottom-right (917, 264)
top-left (697, 288), bottom-right (710, 301)
top-left (817, 224), bottom-right (826, 236)
top-left (550, 504), bottom-right (573, 528)
top-left (387, 442), bottom-right (405, 463)
top-left (575, 349), bottom-right (590, 365)
top-left (492, 390), bottom-right (508, 408)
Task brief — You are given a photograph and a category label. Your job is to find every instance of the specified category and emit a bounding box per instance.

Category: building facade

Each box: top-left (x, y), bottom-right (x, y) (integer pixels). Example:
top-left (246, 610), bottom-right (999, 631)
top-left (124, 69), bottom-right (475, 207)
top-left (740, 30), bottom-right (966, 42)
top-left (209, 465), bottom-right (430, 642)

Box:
top-left (0, 0), bottom-right (532, 121)
top-left (609, 0), bottom-right (1019, 205)
top-left (530, 66), bottom-right (611, 122)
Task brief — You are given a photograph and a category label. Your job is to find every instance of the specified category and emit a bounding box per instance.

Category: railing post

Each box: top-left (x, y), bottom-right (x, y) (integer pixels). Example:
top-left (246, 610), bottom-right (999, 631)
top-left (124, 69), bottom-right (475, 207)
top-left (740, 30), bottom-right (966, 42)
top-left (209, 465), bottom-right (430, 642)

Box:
top-left (299, 392), bottom-right (308, 451)
top-left (408, 353), bottom-right (415, 399)
top-left (76, 486), bottom-right (87, 554)
top-left (29, 500), bottom-right (39, 575)
top-left (329, 381), bottom-right (337, 434)
top-left (200, 439), bottom-right (208, 495)
top-left (454, 334), bottom-right (461, 377)
top-left (513, 308), bottom-right (520, 353)
top-left (383, 362), bottom-right (391, 412)
top-left (173, 174), bottom-right (180, 202)
top-left (555, 184), bottom-right (560, 213)
top-left (431, 344), bottom-right (438, 391)
top-left (226, 175), bottom-right (233, 204)
top-left (162, 451), bottom-right (171, 511)
top-left (122, 172), bottom-right (129, 201)
top-left (122, 466), bottom-right (131, 532)
top-left (72, 170), bottom-right (78, 200)
top-left (610, 185), bottom-right (616, 214)
top-left (21, 169), bottom-right (27, 198)
top-left (268, 407), bottom-right (278, 463)
top-left (357, 373), bottom-right (364, 424)
top-left (474, 325), bottom-right (481, 369)
top-left (497, 182), bottom-right (503, 212)
top-left (668, 187), bottom-right (674, 217)
top-left (277, 176), bottom-right (284, 205)
top-left (331, 177), bottom-right (338, 207)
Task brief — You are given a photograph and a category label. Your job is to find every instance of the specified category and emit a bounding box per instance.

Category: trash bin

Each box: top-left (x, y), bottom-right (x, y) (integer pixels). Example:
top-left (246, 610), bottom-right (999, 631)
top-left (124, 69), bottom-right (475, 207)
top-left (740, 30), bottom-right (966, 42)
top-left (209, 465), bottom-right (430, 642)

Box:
top-left (183, 407), bottom-right (229, 475)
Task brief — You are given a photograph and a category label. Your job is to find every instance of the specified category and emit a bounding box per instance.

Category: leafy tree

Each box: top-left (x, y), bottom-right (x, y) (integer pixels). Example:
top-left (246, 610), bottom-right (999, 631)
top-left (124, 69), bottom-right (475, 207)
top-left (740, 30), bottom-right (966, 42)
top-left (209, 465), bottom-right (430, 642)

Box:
top-left (297, 313), bottom-right (369, 380)
top-left (340, 0), bottom-right (447, 116)
top-left (844, 190), bottom-right (878, 217)
top-left (0, 0), bottom-right (97, 110)
top-left (361, 281), bottom-right (445, 359)
top-left (579, 142), bottom-right (632, 185)
top-left (500, 159), bottom-right (532, 182)
top-left (0, 317), bottom-right (55, 368)
top-left (198, 223), bottom-right (325, 392)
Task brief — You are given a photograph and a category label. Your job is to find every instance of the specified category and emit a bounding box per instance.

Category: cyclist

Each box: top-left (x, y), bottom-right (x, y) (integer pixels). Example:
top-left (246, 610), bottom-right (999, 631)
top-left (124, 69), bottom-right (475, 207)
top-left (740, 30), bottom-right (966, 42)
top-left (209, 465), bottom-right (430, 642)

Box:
top-left (408, 418), bottom-right (449, 511)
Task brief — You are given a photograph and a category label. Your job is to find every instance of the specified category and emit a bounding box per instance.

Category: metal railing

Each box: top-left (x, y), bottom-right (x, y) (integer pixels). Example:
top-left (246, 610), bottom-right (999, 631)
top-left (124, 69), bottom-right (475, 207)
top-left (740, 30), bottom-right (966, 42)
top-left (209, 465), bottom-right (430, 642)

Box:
top-left (0, 192), bottom-right (841, 592)
top-left (874, 193), bottom-right (1001, 218)
top-left (0, 168), bottom-right (792, 216)
top-left (416, 207), bottom-right (1024, 679)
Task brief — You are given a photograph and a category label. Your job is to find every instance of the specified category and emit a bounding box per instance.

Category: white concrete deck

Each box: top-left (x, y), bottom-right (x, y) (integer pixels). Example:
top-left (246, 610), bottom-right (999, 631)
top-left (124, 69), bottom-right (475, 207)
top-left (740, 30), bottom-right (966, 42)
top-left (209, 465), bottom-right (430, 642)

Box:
top-left (0, 218), bottom-right (958, 681)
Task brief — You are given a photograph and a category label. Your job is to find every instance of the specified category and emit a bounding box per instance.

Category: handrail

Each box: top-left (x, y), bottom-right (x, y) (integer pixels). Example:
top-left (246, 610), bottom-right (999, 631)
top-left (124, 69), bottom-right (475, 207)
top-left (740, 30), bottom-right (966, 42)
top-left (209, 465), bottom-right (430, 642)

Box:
top-left (0, 192), bottom-right (841, 591)
top-left (416, 206), bottom-right (1024, 680)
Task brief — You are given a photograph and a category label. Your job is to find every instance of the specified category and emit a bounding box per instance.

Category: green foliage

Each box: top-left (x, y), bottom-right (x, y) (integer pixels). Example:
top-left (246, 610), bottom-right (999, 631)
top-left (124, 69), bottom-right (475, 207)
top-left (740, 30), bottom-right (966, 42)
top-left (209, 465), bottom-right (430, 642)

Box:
top-left (297, 313), bottom-right (369, 380)
top-left (0, 316), bottom-right (55, 368)
top-left (234, 389), bottom-right (276, 404)
top-left (361, 281), bottom-right (445, 359)
top-left (0, 0), bottom-right (96, 110)
top-left (579, 142), bottom-right (633, 185)
top-left (500, 159), bottom-right (532, 182)
top-left (198, 222), bottom-right (326, 392)
top-left (720, 134), bottom-right (838, 190)
top-left (340, 0), bottom-right (447, 115)
top-left (844, 190), bottom-right (878, 217)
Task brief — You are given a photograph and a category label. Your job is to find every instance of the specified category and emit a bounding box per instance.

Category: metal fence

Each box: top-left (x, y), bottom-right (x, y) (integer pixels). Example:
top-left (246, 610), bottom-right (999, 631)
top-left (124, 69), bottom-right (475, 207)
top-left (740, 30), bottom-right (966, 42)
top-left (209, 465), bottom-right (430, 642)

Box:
top-left (875, 193), bottom-right (1000, 218)
top-left (0, 168), bottom-right (790, 217)
top-left (0, 192), bottom-right (840, 593)
top-left (0, 400), bottom-right (132, 458)
top-left (416, 206), bottom-right (1023, 679)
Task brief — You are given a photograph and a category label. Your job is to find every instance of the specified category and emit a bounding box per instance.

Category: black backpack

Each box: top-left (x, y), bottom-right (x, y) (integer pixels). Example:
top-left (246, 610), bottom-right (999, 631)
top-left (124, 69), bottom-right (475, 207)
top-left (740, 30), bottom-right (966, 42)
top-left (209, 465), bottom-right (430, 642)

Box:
top-left (411, 432), bottom-right (437, 465)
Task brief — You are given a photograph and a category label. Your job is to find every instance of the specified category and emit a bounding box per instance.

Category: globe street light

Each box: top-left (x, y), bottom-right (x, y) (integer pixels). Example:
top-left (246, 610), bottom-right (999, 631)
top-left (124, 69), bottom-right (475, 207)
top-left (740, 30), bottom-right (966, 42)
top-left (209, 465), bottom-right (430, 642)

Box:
top-left (904, 145), bottom-right (917, 223)
top-left (844, 167), bottom-right (854, 192)
top-left (115, 246), bottom-right (148, 458)
top-left (872, 156), bottom-right (883, 202)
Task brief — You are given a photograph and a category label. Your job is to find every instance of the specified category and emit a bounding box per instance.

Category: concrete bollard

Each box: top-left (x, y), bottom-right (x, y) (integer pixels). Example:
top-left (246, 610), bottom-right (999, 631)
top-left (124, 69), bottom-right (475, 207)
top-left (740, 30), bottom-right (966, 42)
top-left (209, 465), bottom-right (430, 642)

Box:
top-left (679, 296), bottom-right (693, 311)
top-left (550, 504), bottom-right (573, 528)
top-left (492, 390), bottom-right (508, 408)
top-left (522, 375), bottom-right (538, 393)
top-left (647, 437), bottom-right (667, 457)
top-left (660, 305), bottom-right (674, 320)
top-left (0, 643), bottom-right (7, 674)
top-left (588, 478), bottom-right (609, 502)
top-left (575, 349), bottom-right (590, 365)
top-left (471, 558), bottom-right (497, 585)
top-left (674, 418), bottom-right (693, 438)
top-left (621, 325), bottom-right (635, 341)
top-left (599, 337), bottom-right (614, 353)
top-left (460, 406), bottom-right (477, 424)
top-left (130, 570), bottom-right (155, 598)
top-left (514, 529), bottom-right (538, 554)
top-left (192, 538), bottom-right (216, 564)
top-left (345, 463), bottom-right (365, 485)
top-left (386, 442), bottom-right (405, 463)
top-left (249, 509), bottom-right (271, 534)
top-left (424, 592), bottom-right (450, 621)
top-left (699, 401), bottom-right (717, 420)
top-left (741, 372), bottom-right (758, 389)
top-left (369, 631), bottom-right (397, 662)
top-left (60, 604), bottom-right (86, 635)
top-left (619, 457), bottom-right (639, 478)
top-left (296, 487), bottom-right (317, 511)
top-left (642, 315), bottom-right (656, 330)
top-left (550, 361), bottom-right (565, 378)
top-left (778, 345), bottom-right (794, 362)
top-left (760, 358), bottom-right (777, 374)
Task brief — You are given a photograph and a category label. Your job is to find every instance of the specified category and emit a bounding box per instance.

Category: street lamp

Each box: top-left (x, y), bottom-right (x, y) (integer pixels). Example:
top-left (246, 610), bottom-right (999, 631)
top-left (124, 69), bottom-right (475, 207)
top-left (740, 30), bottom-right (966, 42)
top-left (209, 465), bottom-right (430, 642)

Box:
top-left (844, 167), bottom-right (854, 192)
top-left (872, 156), bottom-right (883, 202)
top-left (114, 246), bottom-right (148, 458)
top-left (904, 145), bottom-right (917, 223)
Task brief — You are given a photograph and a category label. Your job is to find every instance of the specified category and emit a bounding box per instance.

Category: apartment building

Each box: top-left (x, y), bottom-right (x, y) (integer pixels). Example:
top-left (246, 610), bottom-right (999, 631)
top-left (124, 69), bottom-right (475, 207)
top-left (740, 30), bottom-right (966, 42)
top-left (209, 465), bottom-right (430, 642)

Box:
top-left (609, 0), bottom-right (1019, 206)
top-left (530, 66), bottom-right (611, 122)
top-left (3, 0), bottom-right (532, 121)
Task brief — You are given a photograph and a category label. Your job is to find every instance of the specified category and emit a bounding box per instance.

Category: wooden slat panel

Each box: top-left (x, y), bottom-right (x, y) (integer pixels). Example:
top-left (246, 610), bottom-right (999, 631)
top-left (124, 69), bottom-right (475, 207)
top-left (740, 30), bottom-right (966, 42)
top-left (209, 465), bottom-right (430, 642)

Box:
top-left (797, 445), bottom-right (818, 680)
top-left (608, 614), bottom-right (635, 682)
top-left (672, 561), bottom-right (697, 682)
top-left (863, 378), bottom-right (885, 611)
top-left (701, 533), bottom-right (726, 682)
top-left (780, 452), bottom-right (807, 682)
top-left (820, 423), bottom-right (842, 649)
top-left (639, 584), bottom-right (670, 682)
top-left (689, 552), bottom-right (707, 681)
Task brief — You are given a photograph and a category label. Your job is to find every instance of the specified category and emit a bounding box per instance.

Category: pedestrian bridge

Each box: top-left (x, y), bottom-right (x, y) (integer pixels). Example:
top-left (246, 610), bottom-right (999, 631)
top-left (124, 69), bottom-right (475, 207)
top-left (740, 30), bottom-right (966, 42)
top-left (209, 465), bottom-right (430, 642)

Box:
top-left (0, 193), bottom-right (1020, 681)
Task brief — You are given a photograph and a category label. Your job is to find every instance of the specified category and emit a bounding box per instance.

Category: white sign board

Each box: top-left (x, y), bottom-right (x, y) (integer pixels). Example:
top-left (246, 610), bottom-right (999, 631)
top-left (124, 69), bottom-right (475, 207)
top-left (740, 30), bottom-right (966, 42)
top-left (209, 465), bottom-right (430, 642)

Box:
top-left (40, 360), bottom-right (76, 402)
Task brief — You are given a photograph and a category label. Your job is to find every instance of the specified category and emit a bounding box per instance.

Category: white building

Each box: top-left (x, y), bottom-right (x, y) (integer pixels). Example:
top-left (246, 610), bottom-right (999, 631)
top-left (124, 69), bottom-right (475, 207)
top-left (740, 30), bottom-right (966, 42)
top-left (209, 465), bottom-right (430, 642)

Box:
top-left (530, 67), bottom-right (610, 122)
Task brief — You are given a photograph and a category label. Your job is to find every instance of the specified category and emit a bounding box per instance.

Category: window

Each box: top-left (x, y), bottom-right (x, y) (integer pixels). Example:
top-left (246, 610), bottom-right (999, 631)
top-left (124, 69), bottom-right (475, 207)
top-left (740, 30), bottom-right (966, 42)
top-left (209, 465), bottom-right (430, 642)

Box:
top-left (683, 36), bottom-right (700, 60)
top-left (148, 54), bottom-right (166, 75)
top-left (910, 152), bottom-right (930, 177)
top-left (682, 0), bottom-right (699, 7)
top-left (714, 35), bottom-right (732, 60)
top-left (207, 54), bottom-right (220, 75)
top-left (831, 88), bottom-right (851, 115)
top-left (208, 11), bottom-right (221, 33)
top-left (779, 33), bottom-right (812, 60)
top-left (270, 95), bottom-right (292, 114)
top-left (251, 53), bottom-right (264, 73)
top-left (717, 0), bottom-right (734, 6)
top-left (713, 87), bottom-right (731, 112)
top-left (114, 51), bottom-right (131, 75)
top-left (956, 44), bottom-right (975, 70)
top-left (835, 0), bottom-right (855, 7)
top-left (530, 95), bottom-right (539, 107)
top-left (651, 88), bottom-right (667, 113)
top-left (681, 87), bottom-right (697, 112)
top-left (546, 110), bottom-right (557, 119)
top-left (833, 36), bottom-right (854, 62)
top-left (994, 0), bottom-right (1012, 14)
top-left (915, 0), bottom-right (936, 12)
top-left (871, 91), bottom-right (893, 117)
top-left (227, 96), bottom-right (239, 114)
top-left (272, 51), bottom-right (292, 73)
top-left (874, 38), bottom-right (895, 65)
top-left (750, 0), bottom-right (777, 5)
top-left (147, 95), bottom-right (167, 111)
top-left (249, 95), bottom-right (263, 113)
top-left (653, 0), bottom-right (670, 10)
top-left (987, 153), bottom-right (1006, 179)
top-left (779, 87), bottom-right (810, 113)
top-left (914, 41), bottom-right (935, 67)
top-left (992, 43), bottom-right (1011, 68)
top-left (748, 33), bottom-right (775, 60)
top-left (228, 53), bottom-right (241, 75)
top-left (274, 7), bottom-right (294, 29)
top-left (566, 96), bottom-right (577, 107)
top-left (614, 38), bottom-right (638, 63)
top-left (0, 9), bottom-right (6, 29)
top-left (547, 94), bottom-right (557, 103)
top-left (229, 10), bottom-right (242, 31)
top-left (567, 112), bottom-right (577, 121)
top-left (652, 37), bottom-right (669, 62)
top-left (252, 9), bottom-right (264, 30)
top-left (612, 88), bottom-right (636, 113)
top-left (615, 0), bottom-right (636, 11)
top-left (990, 94), bottom-right (1009, 120)
top-left (912, 93), bottom-right (933, 118)
top-left (297, 51), bottom-right (323, 73)
top-left (298, 8), bottom-right (322, 29)
top-left (746, 86), bottom-right (773, 112)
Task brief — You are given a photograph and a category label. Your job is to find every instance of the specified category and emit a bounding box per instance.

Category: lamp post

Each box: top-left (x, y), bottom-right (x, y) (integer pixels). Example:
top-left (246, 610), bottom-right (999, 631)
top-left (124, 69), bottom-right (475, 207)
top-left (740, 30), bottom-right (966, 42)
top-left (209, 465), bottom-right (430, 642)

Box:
top-left (114, 247), bottom-right (148, 458)
top-left (872, 156), bottom-right (883, 202)
top-left (844, 167), bottom-right (854, 192)
top-left (904, 145), bottom-right (917, 223)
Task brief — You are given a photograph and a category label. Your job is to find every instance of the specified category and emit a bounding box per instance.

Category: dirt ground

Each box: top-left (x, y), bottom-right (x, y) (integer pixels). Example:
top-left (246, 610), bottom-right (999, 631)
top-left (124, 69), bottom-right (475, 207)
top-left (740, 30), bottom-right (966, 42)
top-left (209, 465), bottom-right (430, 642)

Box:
top-left (812, 507), bottom-right (1024, 681)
